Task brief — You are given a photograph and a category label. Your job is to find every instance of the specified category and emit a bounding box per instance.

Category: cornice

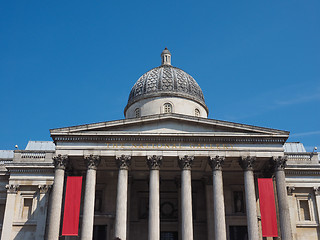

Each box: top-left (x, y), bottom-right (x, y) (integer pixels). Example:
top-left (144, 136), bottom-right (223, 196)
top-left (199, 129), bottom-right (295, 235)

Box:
top-left (51, 135), bottom-right (287, 144)
top-left (50, 113), bottom-right (289, 135)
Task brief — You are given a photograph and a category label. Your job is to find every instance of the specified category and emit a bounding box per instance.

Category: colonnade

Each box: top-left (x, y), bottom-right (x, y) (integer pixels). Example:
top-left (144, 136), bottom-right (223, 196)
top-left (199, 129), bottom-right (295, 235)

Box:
top-left (46, 154), bottom-right (293, 240)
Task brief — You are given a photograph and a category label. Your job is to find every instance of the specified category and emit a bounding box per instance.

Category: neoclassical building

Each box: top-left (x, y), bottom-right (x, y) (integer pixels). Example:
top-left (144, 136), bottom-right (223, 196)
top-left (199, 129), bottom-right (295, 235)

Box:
top-left (0, 49), bottom-right (319, 240)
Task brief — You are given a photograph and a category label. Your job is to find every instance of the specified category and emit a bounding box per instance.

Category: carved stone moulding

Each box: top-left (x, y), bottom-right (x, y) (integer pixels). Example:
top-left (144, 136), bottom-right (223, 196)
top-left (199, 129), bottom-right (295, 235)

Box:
top-left (39, 184), bottom-right (52, 194)
top-left (273, 156), bottom-right (287, 171)
top-left (53, 154), bottom-right (69, 170)
top-left (147, 155), bottom-right (162, 170)
top-left (116, 155), bottom-right (131, 170)
top-left (6, 184), bottom-right (19, 194)
top-left (84, 155), bottom-right (101, 170)
top-left (208, 156), bottom-right (225, 171)
top-left (178, 155), bottom-right (194, 170)
top-left (239, 156), bottom-right (256, 171)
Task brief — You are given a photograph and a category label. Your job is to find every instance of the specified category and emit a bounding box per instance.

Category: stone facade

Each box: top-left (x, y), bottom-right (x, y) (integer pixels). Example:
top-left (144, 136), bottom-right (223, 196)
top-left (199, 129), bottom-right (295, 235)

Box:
top-left (0, 49), bottom-right (319, 240)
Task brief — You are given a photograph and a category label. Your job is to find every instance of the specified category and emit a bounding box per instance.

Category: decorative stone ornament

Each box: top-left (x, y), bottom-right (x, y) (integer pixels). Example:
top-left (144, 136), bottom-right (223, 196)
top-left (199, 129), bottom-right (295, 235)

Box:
top-left (147, 155), bottom-right (162, 170)
top-left (239, 156), bottom-right (256, 171)
top-left (314, 186), bottom-right (320, 196)
top-left (84, 155), bottom-right (101, 170)
top-left (208, 156), bottom-right (225, 170)
top-left (39, 185), bottom-right (51, 194)
top-left (178, 155), bottom-right (194, 170)
top-left (116, 155), bottom-right (131, 170)
top-left (6, 184), bottom-right (19, 194)
top-left (53, 154), bottom-right (68, 169)
top-left (287, 186), bottom-right (295, 196)
top-left (273, 156), bottom-right (287, 170)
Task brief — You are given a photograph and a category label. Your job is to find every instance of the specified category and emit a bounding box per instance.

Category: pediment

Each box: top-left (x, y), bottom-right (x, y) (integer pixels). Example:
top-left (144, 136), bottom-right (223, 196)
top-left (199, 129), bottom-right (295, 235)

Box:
top-left (50, 113), bottom-right (289, 138)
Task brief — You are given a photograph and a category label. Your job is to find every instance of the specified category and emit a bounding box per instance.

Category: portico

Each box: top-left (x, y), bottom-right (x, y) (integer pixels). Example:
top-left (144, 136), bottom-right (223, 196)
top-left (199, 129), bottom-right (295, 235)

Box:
top-left (48, 113), bottom-right (291, 240)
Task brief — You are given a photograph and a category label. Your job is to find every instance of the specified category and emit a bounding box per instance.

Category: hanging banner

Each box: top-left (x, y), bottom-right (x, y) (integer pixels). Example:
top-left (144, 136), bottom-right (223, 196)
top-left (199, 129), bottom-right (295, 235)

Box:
top-left (258, 178), bottom-right (278, 237)
top-left (62, 176), bottom-right (83, 236)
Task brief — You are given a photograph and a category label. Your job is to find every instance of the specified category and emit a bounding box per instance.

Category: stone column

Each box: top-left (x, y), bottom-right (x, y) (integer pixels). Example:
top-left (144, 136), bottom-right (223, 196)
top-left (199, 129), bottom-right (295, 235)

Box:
top-left (47, 154), bottom-right (68, 240)
top-left (35, 185), bottom-right (51, 239)
top-left (178, 155), bottom-right (194, 240)
top-left (287, 186), bottom-right (297, 240)
top-left (147, 155), bottom-right (162, 240)
top-left (273, 156), bottom-right (292, 240)
top-left (204, 177), bottom-right (214, 240)
top-left (208, 156), bottom-right (227, 240)
top-left (81, 155), bottom-right (101, 240)
top-left (239, 156), bottom-right (259, 240)
top-left (174, 177), bottom-right (182, 240)
top-left (114, 155), bottom-right (131, 240)
top-left (313, 187), bottom-right (320, 225)
top-left (1, 184), bottom-right (19, 240)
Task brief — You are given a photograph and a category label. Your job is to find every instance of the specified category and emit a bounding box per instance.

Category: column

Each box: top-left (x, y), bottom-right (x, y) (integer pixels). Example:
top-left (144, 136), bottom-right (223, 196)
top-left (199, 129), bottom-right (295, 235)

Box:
top-left (208, 156), bottom-right (227, 240)
top-left (178, 155), bottom-right (194, 240)
top-left (239, 156), bottom-right (259, 240)
top-left (273, 156), bottom-right (293, 240)
top-left (204, 177), bottom-right (214, 240)
top-left (81, 155), bottom-right (101, 240)
top-left (147, 155), bottom-right (162, 240)
top-left (313, 187), bottom-right (320, 225)
top-left (1, 184), bottom-right (19, 240)
top-left (287, 186), bottom-right (297, 239)
top-left (114, 155), bottom-right (131, 240)
top-left (47, 154), bottom-right (68, 240)
top-left (35, 185), bottom-right (51, 239)
top-left (174, 177), bottom-right (182, 240)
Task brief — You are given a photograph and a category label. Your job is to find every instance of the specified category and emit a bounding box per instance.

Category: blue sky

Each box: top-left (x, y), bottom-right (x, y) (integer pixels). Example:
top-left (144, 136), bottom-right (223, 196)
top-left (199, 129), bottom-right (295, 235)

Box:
top-left (0, 1), bottom-right (319, 151)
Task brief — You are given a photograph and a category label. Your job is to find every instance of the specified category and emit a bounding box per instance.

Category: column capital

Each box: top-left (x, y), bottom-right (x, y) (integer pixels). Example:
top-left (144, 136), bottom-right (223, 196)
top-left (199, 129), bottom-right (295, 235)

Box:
top-left (239, 156), bottom-right (256, 171)
top-left (208, 156), bottom-right (225, 171)
top-left (147, 155), bottom-right (162, 170)
top-left (287, 186), bottom-right (295, 196)
top-left (273, 156), bottom-right (287, 171)
top-left (178, 155), bottom-right (194, 170)
top-left (53, 154), bottom-right (68, 170)
top-left (314, 186), bottom-right (320, 196)
top-left (6, 184), bottom-right (19, 194)
top-left (84, 155), bottom-right (101, 170)
top-left (116, 155), bottom-right (131, 170)
top-left (38, 185), bottom-right (51, 194)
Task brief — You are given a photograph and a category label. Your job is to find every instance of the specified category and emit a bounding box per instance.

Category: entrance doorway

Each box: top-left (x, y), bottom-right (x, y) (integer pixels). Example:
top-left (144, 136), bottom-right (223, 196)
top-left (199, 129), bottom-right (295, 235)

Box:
top-left (229, 226), bottom-right (248, 240)
top-left (160, 231), bottom-right (178, 240)
top-left (93, 225), bottom-right (107, 240)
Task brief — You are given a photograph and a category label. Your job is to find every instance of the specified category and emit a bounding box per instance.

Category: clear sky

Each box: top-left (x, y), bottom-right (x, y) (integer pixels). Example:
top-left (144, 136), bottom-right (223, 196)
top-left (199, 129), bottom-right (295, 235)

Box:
top-left (0, 1), bottom-right (319, 151)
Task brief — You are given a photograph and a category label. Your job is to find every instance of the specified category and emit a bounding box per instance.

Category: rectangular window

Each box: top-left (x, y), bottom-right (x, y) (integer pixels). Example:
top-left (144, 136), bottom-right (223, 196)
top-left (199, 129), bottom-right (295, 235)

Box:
top-left (22, 198), bottom-right (33, 219)
top-left (299, 200), bottom-right (311, 221)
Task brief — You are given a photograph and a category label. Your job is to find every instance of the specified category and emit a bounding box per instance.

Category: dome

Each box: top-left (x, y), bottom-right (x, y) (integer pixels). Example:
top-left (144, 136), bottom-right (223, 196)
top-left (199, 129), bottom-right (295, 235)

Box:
top-left (125, 49), bottom-right (208, 115)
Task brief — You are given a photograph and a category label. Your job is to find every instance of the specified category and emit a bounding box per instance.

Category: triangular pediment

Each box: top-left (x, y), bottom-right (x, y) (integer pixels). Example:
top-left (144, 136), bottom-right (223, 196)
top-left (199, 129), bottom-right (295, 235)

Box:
top-left (50, 113), bottom-right (289, 138)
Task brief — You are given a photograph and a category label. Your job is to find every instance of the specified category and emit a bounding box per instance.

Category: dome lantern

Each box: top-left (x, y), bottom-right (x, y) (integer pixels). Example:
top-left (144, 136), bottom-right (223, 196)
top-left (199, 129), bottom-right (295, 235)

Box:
top-left (161, 47), bottom-right (171, 65)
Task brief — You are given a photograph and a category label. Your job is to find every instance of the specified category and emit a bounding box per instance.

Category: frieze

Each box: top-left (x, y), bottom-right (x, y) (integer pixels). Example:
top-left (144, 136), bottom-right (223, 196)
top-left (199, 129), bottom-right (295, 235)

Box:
top-left (53, 136), bottom-right (287, 144)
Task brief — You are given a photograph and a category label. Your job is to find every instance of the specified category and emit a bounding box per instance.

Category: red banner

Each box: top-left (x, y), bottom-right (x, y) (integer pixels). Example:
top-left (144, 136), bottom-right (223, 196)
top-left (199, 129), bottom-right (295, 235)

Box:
top-left (258, 178), bottom-right (278, 237)
top-left (62, 176), bottom-right (83, 236)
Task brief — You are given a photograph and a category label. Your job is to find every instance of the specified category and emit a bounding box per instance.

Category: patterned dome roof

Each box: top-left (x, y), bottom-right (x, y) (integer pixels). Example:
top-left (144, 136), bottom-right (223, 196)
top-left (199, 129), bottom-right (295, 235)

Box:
top-left (126, 49), bottom-right (207, 111)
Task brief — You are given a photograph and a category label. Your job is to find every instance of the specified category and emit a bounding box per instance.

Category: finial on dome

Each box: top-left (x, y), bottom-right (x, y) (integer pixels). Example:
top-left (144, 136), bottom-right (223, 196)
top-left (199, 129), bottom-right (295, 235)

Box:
top-left (161, 47), bottom-right (171, 65)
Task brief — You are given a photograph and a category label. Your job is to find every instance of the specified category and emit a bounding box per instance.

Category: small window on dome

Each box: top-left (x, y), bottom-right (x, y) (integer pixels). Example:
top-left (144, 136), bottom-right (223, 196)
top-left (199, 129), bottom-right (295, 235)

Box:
top-left (195, 109), bottom-right (200, 117)
top-left (135, 108), bottom-right (140, 118)
top-left (163, 103), bottom-right (172, 113)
